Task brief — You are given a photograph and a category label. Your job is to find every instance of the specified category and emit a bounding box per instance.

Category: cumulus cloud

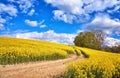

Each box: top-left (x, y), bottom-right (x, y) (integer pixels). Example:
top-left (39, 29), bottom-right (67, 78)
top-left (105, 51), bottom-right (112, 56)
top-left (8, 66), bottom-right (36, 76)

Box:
top-left (28, 9), bottom-right (35, 16)
top-left (104, 37), bottom-right (120, 47)
top-left (53, 10), bottom-right (75, 24)
top-left (45, 0), bottom-right (84, 15)
top-left (83, 0), bottom-right (119, 13)
top-left (84, 14), bottom-right (120, 35)
top-left (25, 20), bottom-right (38, 27)
top-left (4, 29), bottom-right (120, 46)
top-left (45, 0), bottom-right (120, 23)
top-left (9, 30), bottom-right (76, 44)
top-left (0, 0), bottom-right (36, 29)
top-left (53, 10), bottom-right (90, 24)
top-left (0, 3), bottom-right (18, 16)
top-left (8, 0), bottom-right (35, 13)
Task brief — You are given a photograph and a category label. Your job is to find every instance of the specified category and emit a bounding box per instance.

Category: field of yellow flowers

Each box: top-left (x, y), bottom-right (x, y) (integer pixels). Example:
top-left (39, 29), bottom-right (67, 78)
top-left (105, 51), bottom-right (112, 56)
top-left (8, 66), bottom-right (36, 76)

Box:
top-left (65, 48), bottom-right (120, 78)
top-left (0, 37), bottom-right (78, 64)
top-left (1, 37), bottom-right (119, 78)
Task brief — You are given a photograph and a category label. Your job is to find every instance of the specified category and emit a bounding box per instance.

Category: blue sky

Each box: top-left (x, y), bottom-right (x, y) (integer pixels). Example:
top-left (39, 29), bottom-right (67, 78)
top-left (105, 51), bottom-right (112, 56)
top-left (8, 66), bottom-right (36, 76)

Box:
top-left (0, 0), bottom-right (120, 46)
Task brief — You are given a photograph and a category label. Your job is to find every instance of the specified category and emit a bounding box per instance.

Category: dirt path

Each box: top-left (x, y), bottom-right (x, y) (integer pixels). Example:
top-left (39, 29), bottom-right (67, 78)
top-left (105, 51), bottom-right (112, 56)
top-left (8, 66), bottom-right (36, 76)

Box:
top-left (0, 54), bottom-right (85, 78)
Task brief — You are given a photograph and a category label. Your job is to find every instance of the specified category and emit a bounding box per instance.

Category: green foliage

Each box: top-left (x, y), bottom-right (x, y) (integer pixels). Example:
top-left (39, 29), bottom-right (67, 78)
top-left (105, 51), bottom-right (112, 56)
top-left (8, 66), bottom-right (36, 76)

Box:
top-left (65, 48), bottom-right (120, 78)
top-left (104, 45), bottom-right (120, 53)
top-left (74, 31), bottom-right (102, 50)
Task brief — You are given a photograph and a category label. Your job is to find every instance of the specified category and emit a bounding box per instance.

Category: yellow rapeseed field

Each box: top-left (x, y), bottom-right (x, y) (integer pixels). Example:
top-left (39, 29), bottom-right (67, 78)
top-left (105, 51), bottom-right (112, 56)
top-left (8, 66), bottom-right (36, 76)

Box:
top-left (0, 37), bottom-right (76, 64)
top-left (1, 37), bottom-right (120, 78)
top-left (66, 48), bottom-right (120, 78)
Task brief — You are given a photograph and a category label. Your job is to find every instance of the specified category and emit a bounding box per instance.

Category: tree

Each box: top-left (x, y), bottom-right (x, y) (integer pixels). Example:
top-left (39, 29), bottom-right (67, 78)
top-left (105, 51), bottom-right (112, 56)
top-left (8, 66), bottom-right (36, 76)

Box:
top-left (104, 45), bottom-right (120, 53)
top-left (93, 30), bottom-right (105, 48)
top-left (74, 31), bottom-right (104, 50)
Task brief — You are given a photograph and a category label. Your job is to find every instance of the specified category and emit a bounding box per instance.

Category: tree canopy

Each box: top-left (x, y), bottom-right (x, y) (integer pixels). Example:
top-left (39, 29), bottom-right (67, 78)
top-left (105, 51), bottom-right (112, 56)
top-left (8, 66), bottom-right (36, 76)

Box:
top-left (74, 31), bottom-right (104, 50)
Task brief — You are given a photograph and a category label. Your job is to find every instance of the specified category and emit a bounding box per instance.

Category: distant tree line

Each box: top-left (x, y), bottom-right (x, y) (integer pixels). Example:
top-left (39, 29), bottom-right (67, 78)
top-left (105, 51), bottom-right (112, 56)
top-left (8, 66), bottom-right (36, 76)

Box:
top-left (74, 30), bottom-right (120, 53)
top-left (104, 45), bottom-right (120, 53)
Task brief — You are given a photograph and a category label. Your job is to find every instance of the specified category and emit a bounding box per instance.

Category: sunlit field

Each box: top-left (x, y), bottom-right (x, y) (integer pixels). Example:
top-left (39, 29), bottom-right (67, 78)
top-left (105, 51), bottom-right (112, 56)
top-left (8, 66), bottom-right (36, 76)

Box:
top-left (65, 48), bottom-right (120, 78)
top-left (0, 37), bottom-right (78, 64)
top-left (0, 37), bottom-right (120, 78)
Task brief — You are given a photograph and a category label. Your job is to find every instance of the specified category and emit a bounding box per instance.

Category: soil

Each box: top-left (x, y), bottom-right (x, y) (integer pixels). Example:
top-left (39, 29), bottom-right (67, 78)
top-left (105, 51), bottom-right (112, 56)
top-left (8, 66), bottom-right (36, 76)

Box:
top-left (0, 54), bottom-right (85, 78)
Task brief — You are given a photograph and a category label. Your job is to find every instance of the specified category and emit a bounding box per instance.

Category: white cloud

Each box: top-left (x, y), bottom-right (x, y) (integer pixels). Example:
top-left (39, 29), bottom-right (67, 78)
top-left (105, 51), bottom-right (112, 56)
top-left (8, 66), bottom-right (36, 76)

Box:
top-left (39, 20), bottom-right (47, 28)
top-left (14, 29), bottom-right (29, 33)
top-left (107, 5), bottom-right (120, 13)
top-left (53, 10), bottom-right (75, 24)
top-left (77, 30), bottom-right (84, 34)
top-left (45, 0), bottom-right (84, 23)
top-left (114, 5), bottom-right (120, 12)
top-left (0, 16), bottom-right (6, 30)
top-left (45, 0), bottom-right (84, 15)
top-left (9, 30), bottom-right (76, 44)
top-left (0, 3), bottom-right (18, 16)
top-left (0, 16), bottom-right (6, 23)
top-left (39, 20), bottom-right (45, 25)
top-left (45, 0), bottom-right (120, 23)
top-left (40, 25), bottom-right (46, 28)
top-left (8, 0), bottom-right (35, 13)
top-left (83, 0), bottom-right (119, 13)
top-left (4, 29), bottom-right (120, 46)
top-left (25, 20), bottom-right (38, 27)
top-left (104, 37), bottom-right (120, 47)
top-left (0, 0), bottom-right (36, 29)
top-left (53, 10), bottom-right (89, 24)
top-left (25, 19), bottom-right (47, 28)
top-left (0, 24), bottom-right (4, 30)
top-left (115, 31), bottom-right (120, 36)
top-left (28, 9), bottom-right (35, 16)
top-left (84, 14), bottom-right (120, 35)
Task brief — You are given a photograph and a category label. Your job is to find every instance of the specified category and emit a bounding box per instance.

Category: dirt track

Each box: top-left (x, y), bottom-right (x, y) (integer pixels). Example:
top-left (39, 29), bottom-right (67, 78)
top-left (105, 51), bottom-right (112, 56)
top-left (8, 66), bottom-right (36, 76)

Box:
top-left (0, 54), bottom-right (85, 78)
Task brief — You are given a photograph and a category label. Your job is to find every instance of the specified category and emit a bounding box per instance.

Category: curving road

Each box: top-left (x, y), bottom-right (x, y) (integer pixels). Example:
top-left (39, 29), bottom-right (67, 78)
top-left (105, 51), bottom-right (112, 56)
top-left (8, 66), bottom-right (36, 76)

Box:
top-left (0, 54), bottom-right (85, 78)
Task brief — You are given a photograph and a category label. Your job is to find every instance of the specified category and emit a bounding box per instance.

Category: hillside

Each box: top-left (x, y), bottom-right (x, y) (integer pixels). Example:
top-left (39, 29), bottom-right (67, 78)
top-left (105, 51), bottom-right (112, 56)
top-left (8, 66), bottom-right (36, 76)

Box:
top-left (0, 37), bottom-right (120, 78)
top-left (0, 37), bottom-right (82, 64)
top-left (0, 37), bottom-right (83, 78)
top-left (66, 48), bottom-right (120, 78)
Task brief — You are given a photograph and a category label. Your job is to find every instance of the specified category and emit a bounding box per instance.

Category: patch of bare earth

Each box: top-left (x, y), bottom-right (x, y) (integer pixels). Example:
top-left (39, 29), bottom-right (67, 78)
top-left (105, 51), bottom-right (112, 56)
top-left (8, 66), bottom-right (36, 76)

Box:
top-left (0, 54), bottom-right (85, 78)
